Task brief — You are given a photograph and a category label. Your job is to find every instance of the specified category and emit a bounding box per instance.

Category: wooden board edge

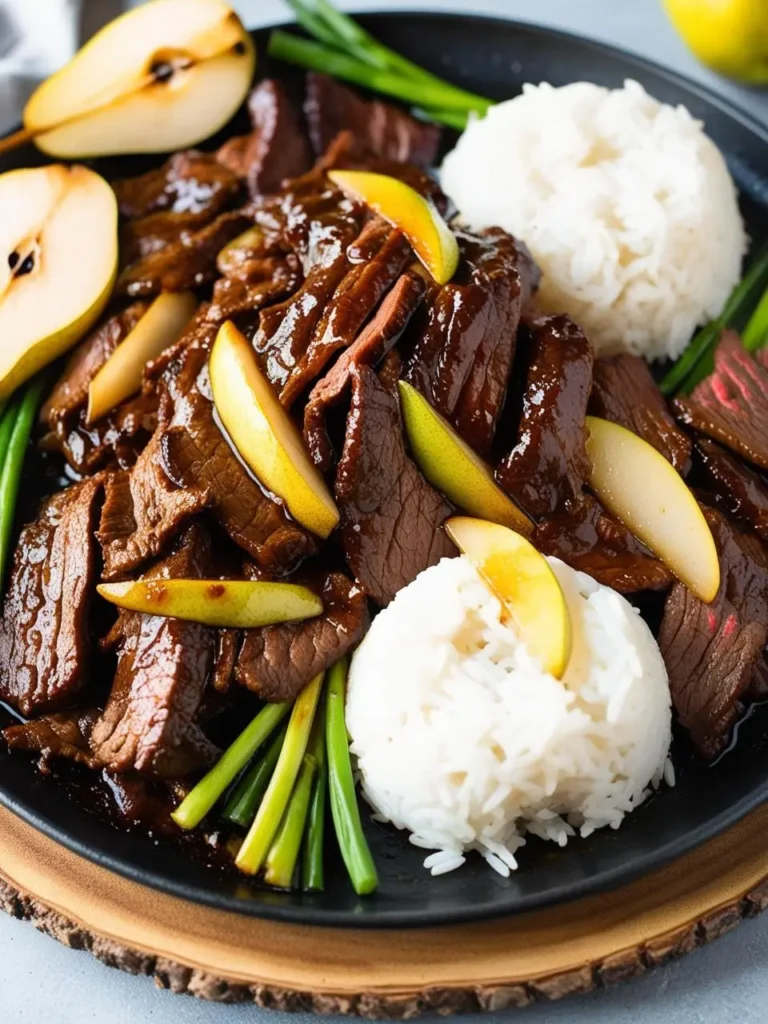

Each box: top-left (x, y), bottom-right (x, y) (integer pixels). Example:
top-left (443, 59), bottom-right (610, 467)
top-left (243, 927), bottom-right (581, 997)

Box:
top-left (4, 875), bottom-right (768, 1016)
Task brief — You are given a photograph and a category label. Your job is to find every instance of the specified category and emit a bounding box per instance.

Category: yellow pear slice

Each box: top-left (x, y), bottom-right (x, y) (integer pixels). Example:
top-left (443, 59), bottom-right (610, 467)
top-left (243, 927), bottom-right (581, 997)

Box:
top-left (97, 578), bottom-right (323, 628)
top-left (585, 416), bottom-right (720, 602)
top-left (328, 170), bottom-right (459, 285)
top-left (446, 517), bottom-right (573, 679)
top-left (0, 164), bottom-right (118, 400)
top-left (210, 321), bottom-right (340, 538)
top-left (24, 0), bottom-right (254, 158)
top-left (398, 380), bottom-right (533, 534)
top-left (87, 291), bottom-right (197, 424)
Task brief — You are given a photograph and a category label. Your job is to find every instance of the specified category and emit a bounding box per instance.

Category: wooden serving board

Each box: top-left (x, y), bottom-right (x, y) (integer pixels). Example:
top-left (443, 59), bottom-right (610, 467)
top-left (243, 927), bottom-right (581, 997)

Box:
top-left (1, 803), bottom-right (768, 1016)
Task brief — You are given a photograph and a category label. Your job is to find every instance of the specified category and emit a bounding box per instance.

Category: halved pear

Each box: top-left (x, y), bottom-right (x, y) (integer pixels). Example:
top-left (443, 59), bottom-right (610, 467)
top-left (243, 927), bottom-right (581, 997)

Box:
top-left (210, 321), bottom-right (340, 538)
top-left (399, 380), bottom-right (533, 535)
top-left (87, 291), bottom-right (197, 424)
top-left (328, 170), bottom-right (459, 285)
top-left (97, 578), bottom-right (323, 628)
top-left (23, 0), bottom-right (254, 159)
top-left (446, 517), bottom-right (573, 679)
top-left (585, 416), bottom-right (720, 602)
top-left (0, 164), bottom-right (118, 400)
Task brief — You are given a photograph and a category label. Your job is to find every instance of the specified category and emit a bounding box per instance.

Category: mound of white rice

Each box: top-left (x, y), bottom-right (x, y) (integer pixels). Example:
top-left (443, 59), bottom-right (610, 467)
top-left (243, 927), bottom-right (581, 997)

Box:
top-left (346, 555), bottom-right (672, 876)
top-left (440, 79), bottom-right (746, 361)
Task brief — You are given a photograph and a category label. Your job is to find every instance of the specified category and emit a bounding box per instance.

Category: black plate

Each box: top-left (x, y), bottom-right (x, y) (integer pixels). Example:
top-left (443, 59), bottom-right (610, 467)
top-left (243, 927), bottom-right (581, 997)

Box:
top-left (1, 12), bottom-right (767, 930)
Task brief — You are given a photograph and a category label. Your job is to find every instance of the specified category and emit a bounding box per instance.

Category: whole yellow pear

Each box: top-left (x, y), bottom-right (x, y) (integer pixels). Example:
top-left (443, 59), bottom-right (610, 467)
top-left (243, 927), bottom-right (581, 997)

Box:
top-left (663, 0), bottom-right (768, 83)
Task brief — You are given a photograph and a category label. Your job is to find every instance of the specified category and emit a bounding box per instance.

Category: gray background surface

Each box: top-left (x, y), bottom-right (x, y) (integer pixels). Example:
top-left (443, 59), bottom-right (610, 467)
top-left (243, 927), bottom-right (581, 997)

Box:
top-left (2, 0), bottom-right (768, 1021)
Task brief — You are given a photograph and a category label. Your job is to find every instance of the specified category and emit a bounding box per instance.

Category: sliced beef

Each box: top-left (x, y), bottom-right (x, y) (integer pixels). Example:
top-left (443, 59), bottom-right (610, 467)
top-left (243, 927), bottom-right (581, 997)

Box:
top-left (659, 507), bottom-right (768, 759)
top-left (335, 363), bottom-right (455, 606)
top-left (97, 426), bottom-right (212, 580)
top-left (41, 303), bottom-right (157, 474)
top-left (216, 79), bottom-right (312, 196)
top-left (403, 229), bottom-right (539, 455)
top-left (117, 210), bottom-right (251, 298)
top-left (89, 526), bottom-right (218, 777)
top-left (697, 438), bottom-right (768, 544)
top-left (236, 573), bottom-right (368, 701)
top-left (305, 73), bottom-right (440, 167)
top-left (0, 478), bottom-right (102, 716)
top-left (304, 268), bottom-right (427, 470)
top-left (590, 353), bottom-right (692, 474)
top-left (113, 149), bottom-right (242, 220)
top-left (3, 709), bottom-right (98, 771)
top-left (207, 254), bottom-right (302, 326)
top-left (534, 494), bottom-right (673, 593)
top-left (212, 629), bottom-right (240, 693)
top-left (674, 330), bottom-right (768, 471)
top-left (161, 343), bottom-right (316, 570)
top-left (496, 315), bottom-right (594, 517)
top-left (255, 213), bottom-right (411, 407)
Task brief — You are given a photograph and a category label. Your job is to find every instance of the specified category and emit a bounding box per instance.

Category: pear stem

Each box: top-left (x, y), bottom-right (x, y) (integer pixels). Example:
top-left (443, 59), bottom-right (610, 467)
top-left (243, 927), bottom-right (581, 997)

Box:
top-left (0, 128), bottom-right (35, 156)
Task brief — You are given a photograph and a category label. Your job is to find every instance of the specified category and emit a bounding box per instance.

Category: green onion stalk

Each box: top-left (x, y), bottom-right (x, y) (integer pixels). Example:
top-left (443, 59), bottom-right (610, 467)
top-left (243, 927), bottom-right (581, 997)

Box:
top-left (222, 723), bottom-right (288, 828)
top-left (235, 673), bottom-right (324, 875)
top-left (742, 283), bottom-right (768, 352)
top-left (661, 248), bottom-right (768, 395)
top-left (302, 704), bottom-right (327, 891)
top-left (263, 714), bottom-right (325, 889)
top-left (0, 376), bottom-right (47, 590)
top-left (172, 702), bottom-right (290, 830)
top-left (326, 658), bottom-right (378, 896)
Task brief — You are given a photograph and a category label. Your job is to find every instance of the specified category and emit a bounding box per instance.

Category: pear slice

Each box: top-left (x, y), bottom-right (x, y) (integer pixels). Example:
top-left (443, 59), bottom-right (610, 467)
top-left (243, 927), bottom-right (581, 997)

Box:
top-left (87, 291), bottom-right (197, 424)
top-left (97, 578), bottom-right (323, 628)
top-left (23, 0), bottom-right (254, 159)
top-left (398, 380), bottom-right (533, 534)
top-left (0, 164), bottom-right (118, 400)
top-left (209, 321), bottom-right (340, 538)
top-left (328, 170), bottom-right (459, 285)
top-left (446, 517), bottom-right (573, 679)
top-left (585, 416), bottom-right (720, 602)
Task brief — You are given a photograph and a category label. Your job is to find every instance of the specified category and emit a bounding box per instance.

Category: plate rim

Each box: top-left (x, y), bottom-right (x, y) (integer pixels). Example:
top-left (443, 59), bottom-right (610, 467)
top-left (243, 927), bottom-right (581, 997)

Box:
top-left (1, 8), bottom-right (767, 929)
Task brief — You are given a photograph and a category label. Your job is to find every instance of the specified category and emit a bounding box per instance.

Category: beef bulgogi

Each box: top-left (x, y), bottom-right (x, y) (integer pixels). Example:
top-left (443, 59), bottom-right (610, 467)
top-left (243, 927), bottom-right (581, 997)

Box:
top-left (3, 68), bottom-right (768, 865)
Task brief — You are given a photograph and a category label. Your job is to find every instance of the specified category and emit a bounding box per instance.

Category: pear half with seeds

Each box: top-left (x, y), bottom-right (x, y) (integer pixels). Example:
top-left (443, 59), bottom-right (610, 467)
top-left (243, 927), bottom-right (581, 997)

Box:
top-left (0, 164), bottom-right (118, 400)
top-left (23, 0), bottom-right (255, 158)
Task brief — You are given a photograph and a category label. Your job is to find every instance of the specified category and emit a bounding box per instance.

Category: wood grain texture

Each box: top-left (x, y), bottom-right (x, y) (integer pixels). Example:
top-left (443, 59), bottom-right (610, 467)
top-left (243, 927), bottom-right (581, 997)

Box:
top-left (2, 802), bottom-right (768, 1015)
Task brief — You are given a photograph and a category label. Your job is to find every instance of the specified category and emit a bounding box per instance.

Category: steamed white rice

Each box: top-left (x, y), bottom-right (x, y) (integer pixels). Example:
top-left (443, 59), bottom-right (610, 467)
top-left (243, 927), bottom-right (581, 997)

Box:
top-left (440, 79), bottom-right (746, 361)
top-left (346, 555), bottom-right (672, 876)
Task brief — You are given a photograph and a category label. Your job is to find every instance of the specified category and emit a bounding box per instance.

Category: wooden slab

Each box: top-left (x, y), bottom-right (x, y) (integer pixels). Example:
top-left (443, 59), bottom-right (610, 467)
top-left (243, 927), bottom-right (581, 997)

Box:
top-left (1, 802), bottom-right (768, 1015)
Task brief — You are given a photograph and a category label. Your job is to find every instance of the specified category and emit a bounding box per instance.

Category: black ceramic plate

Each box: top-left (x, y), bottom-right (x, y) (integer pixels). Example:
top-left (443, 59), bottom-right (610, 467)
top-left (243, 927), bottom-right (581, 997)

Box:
top-left (1, 12), bottom-right (767, 930)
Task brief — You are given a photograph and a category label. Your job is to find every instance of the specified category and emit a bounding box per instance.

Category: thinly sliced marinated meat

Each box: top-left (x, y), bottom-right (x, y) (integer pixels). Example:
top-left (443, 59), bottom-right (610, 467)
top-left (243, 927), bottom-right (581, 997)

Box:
top-left (40, 303), bottom-right (157, 473)
top-left (161, 344), bottom-right (316, 570)
top-left (4, 709), bottom-right (98, 771)
top-left (534, 494), bottom-right (673, 593)
top-left (403, 229), bottom-right (539, 454)
top-left (674, 330), bottom-right (768, 471)
top-left (659, 507), bottom-right (768, 759)
top-left (113, 149), bottom-right (242, 220)
top-left (117, 210), bottom-right (251, 298)
top-left (496, 315), bottom-right (594, 517)
top-left (42, 303), bottom-right (147, 427)
top-left (305, 73), bottom-right (440, 167)
top-left (697, 438), bottom-right (768, 543)
top-left (254, 211), bottom-right (411, 406)
top-left (216, 79), bottom-right (312, 196)
top-left (335, 363), bottom-right (455, 606)
top-left (90, 526), bottom-right (218, 777)
top-left (590, 353), bottom-right (692, 474)
top-left (0, 478), bottom-right (102, 716)
top-left (207, 255), bottom-right (302, 325)
top-left (213, 629), bottom-right (240, 693)
top-left (236, 573), bottom-right (368, 701)
top-left (97, 425), bottom-right (212, 580)
top-left (304, 268), bottom-right (427, 470)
